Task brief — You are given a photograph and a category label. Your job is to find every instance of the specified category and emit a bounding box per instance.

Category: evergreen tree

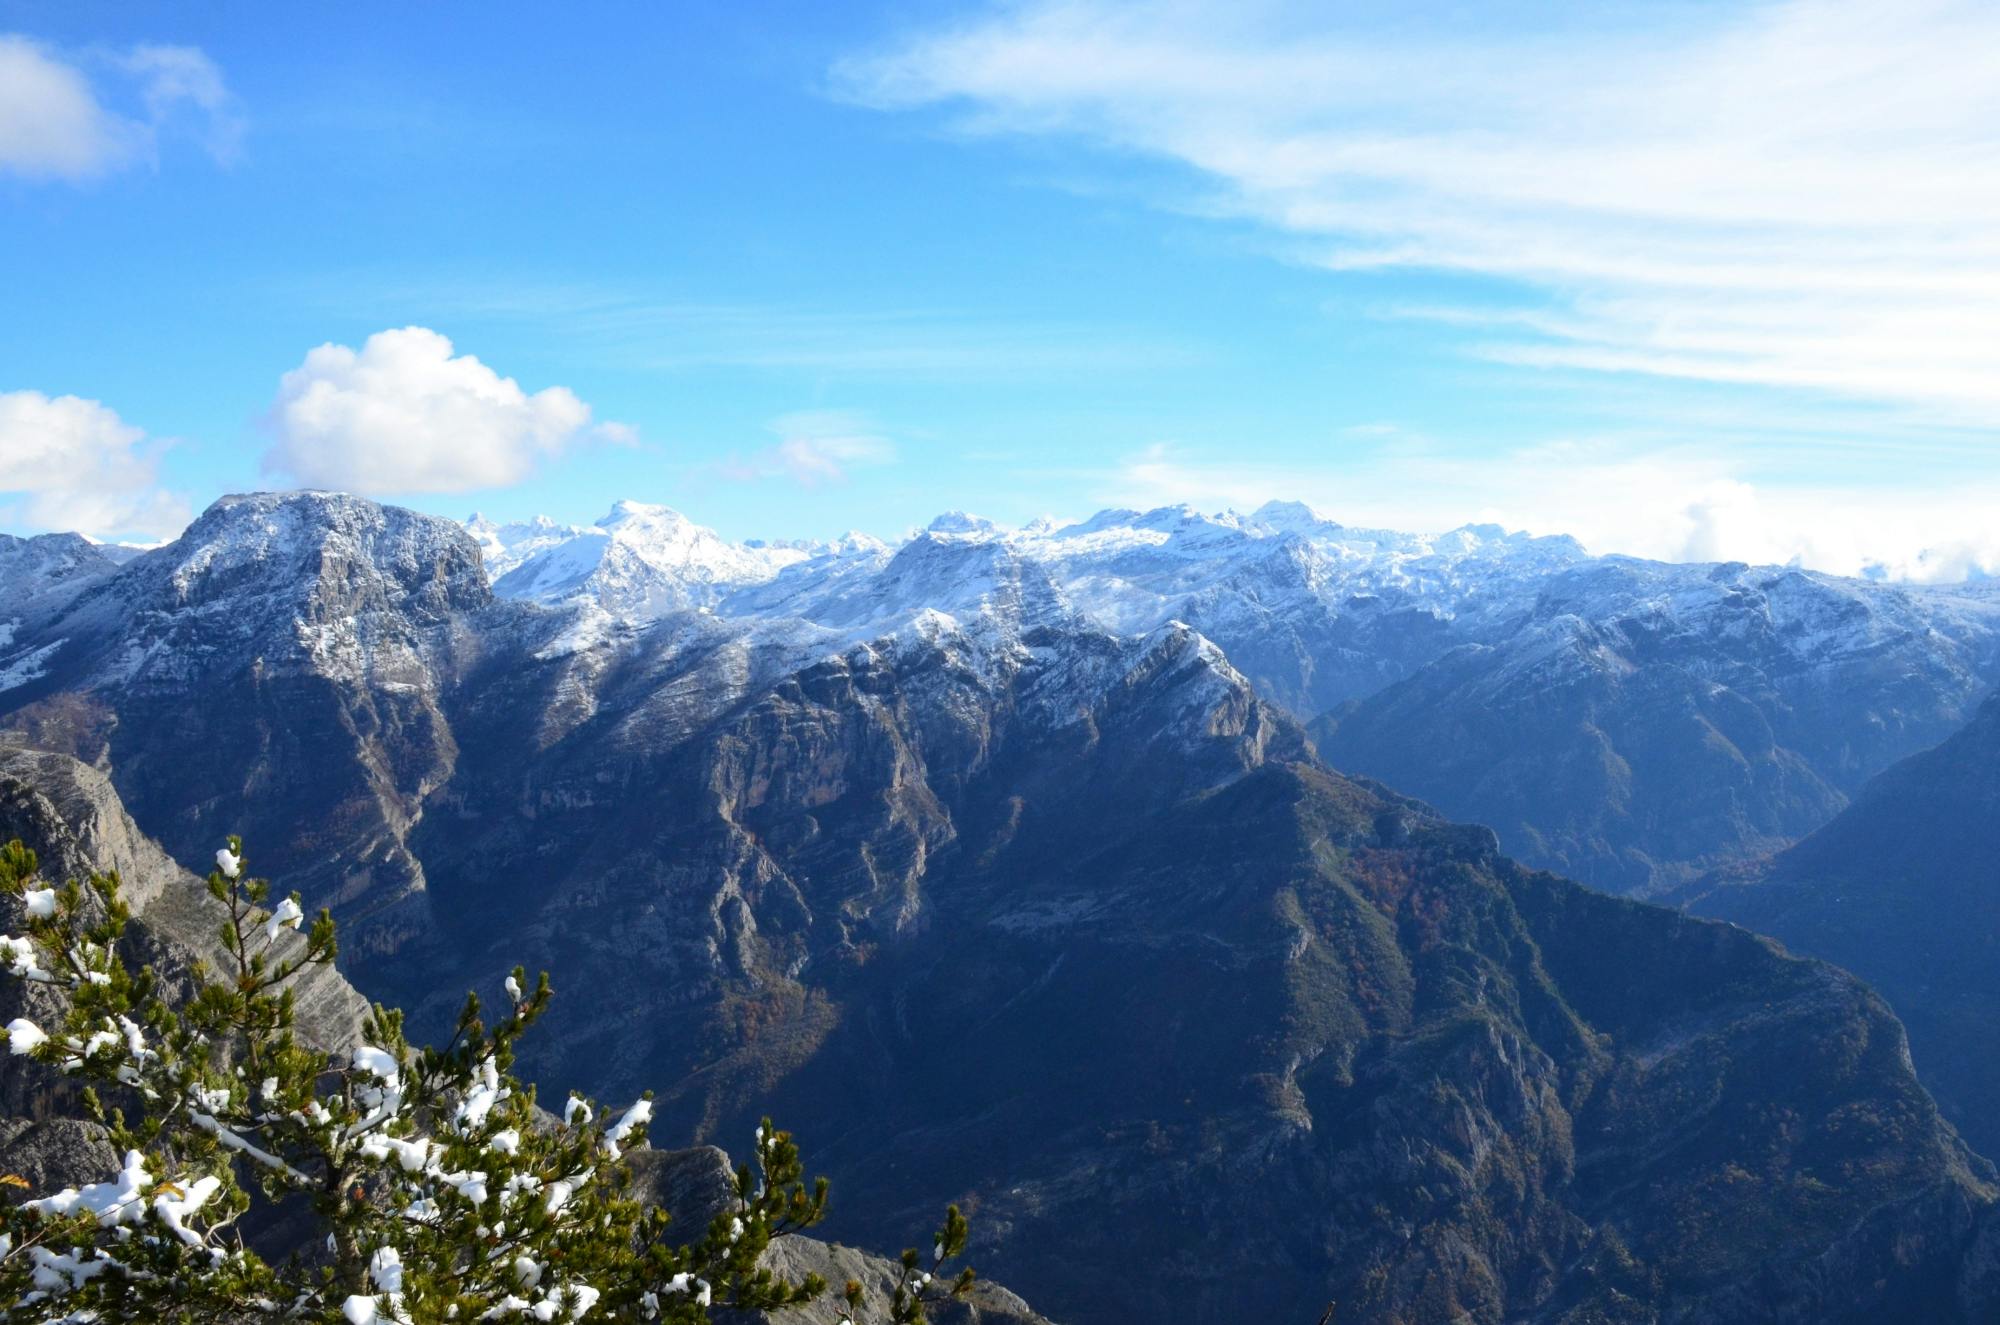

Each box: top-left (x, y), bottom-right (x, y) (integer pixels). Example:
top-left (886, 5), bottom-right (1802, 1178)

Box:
top-left (0, 838), bottom-right (974, 1323)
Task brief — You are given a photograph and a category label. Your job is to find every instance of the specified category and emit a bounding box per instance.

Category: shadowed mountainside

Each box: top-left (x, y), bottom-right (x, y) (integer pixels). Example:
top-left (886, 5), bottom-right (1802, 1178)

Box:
top-left (1682, 694), bottom-right (2000, 1160)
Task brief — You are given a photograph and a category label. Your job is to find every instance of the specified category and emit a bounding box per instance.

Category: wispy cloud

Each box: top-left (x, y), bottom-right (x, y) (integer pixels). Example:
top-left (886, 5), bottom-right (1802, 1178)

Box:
top-left (289, 277), bottom-right (1204, 382)
top-left (0, 35), bottom-right (242, 180)
top-left (716, 410), bottom-right (896, 486)
top-left (838, 0), bottom-right (2000, 422)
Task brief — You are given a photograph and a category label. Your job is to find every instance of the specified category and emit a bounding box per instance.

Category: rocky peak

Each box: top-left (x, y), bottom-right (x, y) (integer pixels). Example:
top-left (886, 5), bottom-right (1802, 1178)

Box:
top-left (147, 490), bottom-right (491, 621)
top-left (0, 531), bottom-right (117, 586)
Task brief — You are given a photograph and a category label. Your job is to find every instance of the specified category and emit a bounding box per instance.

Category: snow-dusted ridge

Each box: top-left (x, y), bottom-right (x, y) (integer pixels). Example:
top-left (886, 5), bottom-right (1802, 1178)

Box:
top-left (461, 493), bottom-right (2000, 730)
top-left (0, 487), bottom-right (1997, 907)
top-left (471, 496), bottom-right (1591, 636)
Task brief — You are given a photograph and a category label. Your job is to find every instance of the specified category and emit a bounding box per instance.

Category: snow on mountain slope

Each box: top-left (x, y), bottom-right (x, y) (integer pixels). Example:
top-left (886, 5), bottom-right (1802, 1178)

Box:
top-left (0, 532), bottom-right (119, 633)
top-left (490, 500), bottom-right (811, 619)
top-left (1316, 555), bottom-right (2000, 894)
top-left (465, 512), bottom-right (589, 579)
top-left (27, 490), bottom-right (492, 693)
top-left (467, 498), bottom-right (2000, 722)
top-left (454, 495), bottom-right (2000, 898)
top-left (474, 499), bottom-right (1585, 655)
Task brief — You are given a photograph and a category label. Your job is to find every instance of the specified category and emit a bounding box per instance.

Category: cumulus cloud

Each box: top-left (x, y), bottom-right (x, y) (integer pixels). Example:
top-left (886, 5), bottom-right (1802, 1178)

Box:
top-left (0, 391), bottom-right (191, 539)
top-left (262, 327), bottom-right (629, 495)
top-left (717, 410), bottom-right (896, 485)
top-left (839, 0), bottom-right (2000, 422)
top-left (0, 35), bottom-right (240, 180)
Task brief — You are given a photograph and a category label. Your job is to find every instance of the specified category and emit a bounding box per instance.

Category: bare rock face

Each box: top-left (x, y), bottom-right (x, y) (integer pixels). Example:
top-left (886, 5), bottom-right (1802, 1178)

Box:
top-left (0, 1118), bottom-right (119, 1206)
top-left (0, 744), bottom-right (1061, 1320)
top-left (0, 744), bottom-right (373, 1063)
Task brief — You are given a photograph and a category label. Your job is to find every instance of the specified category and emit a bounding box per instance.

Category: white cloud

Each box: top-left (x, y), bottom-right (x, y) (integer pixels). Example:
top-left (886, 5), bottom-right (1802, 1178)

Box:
top-left (1098, 438), bottom-right (2000, 582)
top-left (0, 35), bottom-right (240, 179)
top-left (118, 44), bottom-right (245, 164)
top-left (0, 391), bottom-right (190, 539)
top-left (717, 410), bottom-right (896, 485)
top-left (839, 0), bottom-right (2000, 422)
top-left (262, 327), bottom-right (628, 495)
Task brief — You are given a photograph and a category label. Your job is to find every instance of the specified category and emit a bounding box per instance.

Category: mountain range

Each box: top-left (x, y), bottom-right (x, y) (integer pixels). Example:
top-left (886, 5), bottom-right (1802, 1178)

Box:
top-left (0, 489), bottom-right (1997, 1321)
top-left (463, 499), bottom-right (2000, 896)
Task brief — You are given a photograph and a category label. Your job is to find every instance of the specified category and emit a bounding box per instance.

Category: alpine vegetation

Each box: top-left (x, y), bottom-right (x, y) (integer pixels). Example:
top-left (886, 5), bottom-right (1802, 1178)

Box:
top-left (0, 837), bottom-right (974, 1324)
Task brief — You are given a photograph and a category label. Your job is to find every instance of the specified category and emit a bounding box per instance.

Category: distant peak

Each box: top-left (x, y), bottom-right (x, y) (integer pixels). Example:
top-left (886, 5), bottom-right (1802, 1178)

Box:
top-left (600, 499), bottom-right (690, 527)
top-left (926, 511), bottom-right (999, 535)
top-left (1067, 508), bottom-right (1144, 535)
top-left (1132, 503), bottom-right (1211, 529)
top-left (1250, 499), bottom-right (1337, 532)
top-left (831, 530), bottom-right (890, 555)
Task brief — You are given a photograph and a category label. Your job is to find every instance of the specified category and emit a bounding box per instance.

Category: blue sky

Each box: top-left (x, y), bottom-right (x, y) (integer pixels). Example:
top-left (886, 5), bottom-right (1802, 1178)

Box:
top-left (3, 0), bottom-right (1998, 578)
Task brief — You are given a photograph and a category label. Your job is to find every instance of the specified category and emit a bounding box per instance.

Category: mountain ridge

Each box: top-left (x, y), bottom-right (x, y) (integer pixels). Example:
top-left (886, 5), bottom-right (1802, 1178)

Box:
top-left (1, 491), bottom-right (1999, 1320)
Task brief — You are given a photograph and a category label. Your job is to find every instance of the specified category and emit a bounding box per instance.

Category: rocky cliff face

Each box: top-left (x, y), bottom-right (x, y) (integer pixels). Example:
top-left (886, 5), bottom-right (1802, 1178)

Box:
top-left (0, 741), bottom-right (374, 1236)
top-left (1680, 694), bottom-right (2000, 1161)
top-left (0, 744), bottom-right (1053, 1320)
top-left (2, 492), bottom-right (1999, 1322)
top-left (0, 491), bottom-right (499, 939)
top-left (0, 744), bottom-right (374, 1120)
top-left (706, 762), bottom-right (2000, 1324)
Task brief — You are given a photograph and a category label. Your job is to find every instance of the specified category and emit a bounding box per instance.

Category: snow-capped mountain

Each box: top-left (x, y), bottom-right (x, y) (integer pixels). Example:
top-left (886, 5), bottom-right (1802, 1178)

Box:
top-left (464, 512), bottom-right (588, 579)
top-left (0, 489), bottom-right (1994, 1325)
top-left (468, 498), bottom-right (1594, 711)
top-left (7, 488), bottom-right (2000, 905)
top-left (1318, 556), bottom-right (2000, 893)
top-left (483, 500), bottom-right (812, 620)
top-left (448, 495), bottom-right (2000, 895)
top-left (476, 497), bottom-right (1587, 652)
